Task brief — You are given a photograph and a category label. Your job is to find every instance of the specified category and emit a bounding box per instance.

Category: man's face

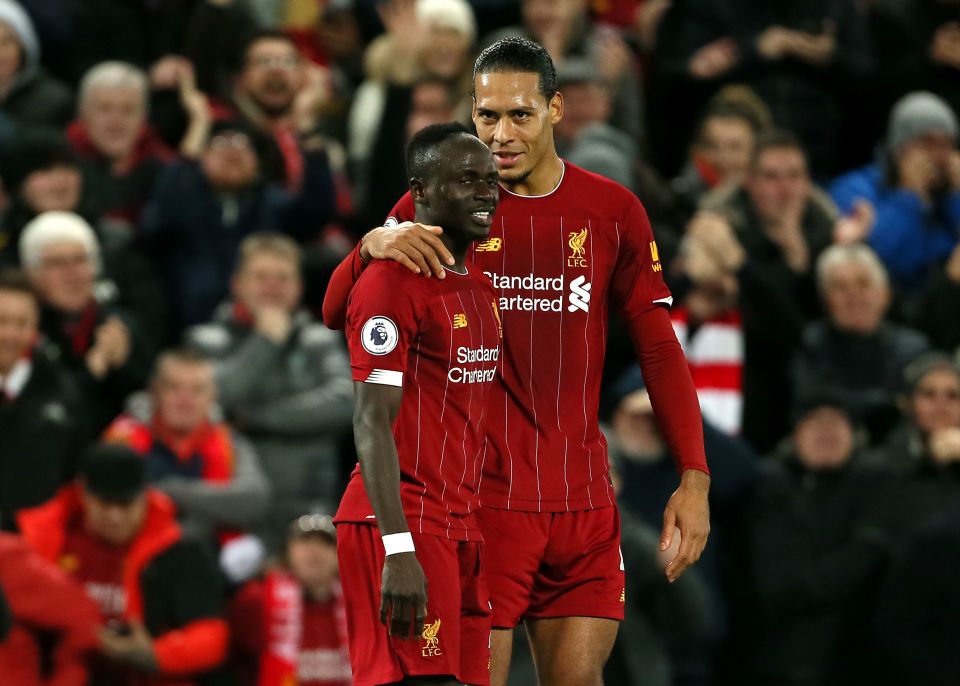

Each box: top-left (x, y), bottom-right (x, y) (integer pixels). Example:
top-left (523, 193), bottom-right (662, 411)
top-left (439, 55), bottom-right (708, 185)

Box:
top-left (0, 21), bottom-right (22, 83)
top-left (0, 290), bottom-right (38, 374)
top-left (473, 71), bottom-right (562, 185)
top-left (700, 116), bottom-right (754, 183)
top-left (288, 537), bottom-right (339, 591)
top-left (30, 242), bottom-right (96, 314)
top-left (823, 261), bottom-right (889, 334)
top-left (746, 147), bottom-right (810, 224)
top-left (554, 81), bottom-right (609, 144)
top-left (416, 136), bottom-right (499, 243)
top-left (405, 82), bottom-right (455, 143)
top-left (239, 38), bottom-right (303, 117)
top-left (81, 87), bottom-right (146, 161)
top-left (153, 359), bottom-right (216, 434)
top-left (82, 489), bottom-right (147, 547)
top-left (900, 132), bottom-right (956, 190)
top-left (793, 407), bottom-right (854, 470)
top-left (21, 166), bottom-right (82, 214)
top-left (911, 368), bottom-right (960, 434)
top-left (232, 252), bottom-right (302, 313)
top-left (201, 130), bottom-right (258, 191)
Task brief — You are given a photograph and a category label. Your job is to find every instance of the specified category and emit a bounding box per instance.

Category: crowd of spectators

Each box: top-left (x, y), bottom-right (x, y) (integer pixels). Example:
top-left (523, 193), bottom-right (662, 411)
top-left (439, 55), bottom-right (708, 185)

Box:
top-left (1, 0), bottom-right (959, 684)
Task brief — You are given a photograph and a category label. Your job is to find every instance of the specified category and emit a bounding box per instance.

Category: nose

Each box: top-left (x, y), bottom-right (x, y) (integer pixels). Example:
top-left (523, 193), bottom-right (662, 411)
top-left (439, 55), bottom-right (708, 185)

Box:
top-left (492, 117), bottom-right (514, 144)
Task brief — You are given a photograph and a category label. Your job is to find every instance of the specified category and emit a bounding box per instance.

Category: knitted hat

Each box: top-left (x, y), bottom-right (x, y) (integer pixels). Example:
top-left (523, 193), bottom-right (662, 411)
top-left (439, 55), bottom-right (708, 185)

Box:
top-left (0, 0), bottom-right (39, 76)
top-left (887, 91), bottom-right (959, 153)
top-left (902, 351), bottom-right (960, 395)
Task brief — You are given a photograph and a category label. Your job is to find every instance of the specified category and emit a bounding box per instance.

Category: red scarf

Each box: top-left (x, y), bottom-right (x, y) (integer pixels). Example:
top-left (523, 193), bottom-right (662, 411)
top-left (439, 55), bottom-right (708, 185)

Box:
top-left (67, 120), bottom-right (174, 172)
top-left (61, 303), bottom-right (99, 357)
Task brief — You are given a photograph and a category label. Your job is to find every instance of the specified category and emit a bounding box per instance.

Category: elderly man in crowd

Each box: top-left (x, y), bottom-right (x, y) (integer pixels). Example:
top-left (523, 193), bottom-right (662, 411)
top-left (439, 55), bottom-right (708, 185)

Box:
top-left (186, 232), bottom-right (351, 551)
top-left (67, 61), bottom-right (173, 228)
top-left (19, 211), bottom-right (153, 433)
top-left (793, 243), bottom-right (929, 442)
top-left (17, 443), bottom-right (231, 686)
top-left (104, 347), bottom-right (270, 546)
top-left (0, 268), bottom-right (85, 531)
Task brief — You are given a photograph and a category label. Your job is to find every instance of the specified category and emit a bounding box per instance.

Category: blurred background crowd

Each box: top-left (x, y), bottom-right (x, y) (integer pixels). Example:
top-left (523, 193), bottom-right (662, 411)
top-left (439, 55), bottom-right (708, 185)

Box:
top-left (0, 0), bottom-right (959, 685)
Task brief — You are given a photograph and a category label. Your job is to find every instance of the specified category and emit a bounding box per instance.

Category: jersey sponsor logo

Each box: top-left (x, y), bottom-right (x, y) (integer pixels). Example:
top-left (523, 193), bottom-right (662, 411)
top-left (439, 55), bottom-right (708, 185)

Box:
top-left (476, 237), bottom-right (502, 252)
top-left (452, 313), bottom-right (468, 329)
top-left (567, 228), bottom-right (589, 267)
top-left (448, 345), bottom-right (499, 383)
top-left (361, 316), bottom-right (399, 355)
top-left (421, 618), bottom-right (443, 657)
top-left (568, 275), bottom-right (592, 313)
top-left (650, 240), bottom-right (662, 273)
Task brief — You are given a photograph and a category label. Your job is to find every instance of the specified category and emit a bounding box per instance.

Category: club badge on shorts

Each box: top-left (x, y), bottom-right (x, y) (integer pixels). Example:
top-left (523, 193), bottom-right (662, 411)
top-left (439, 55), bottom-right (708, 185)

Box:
top-left (361, 316), bottom-right (399, 355)
top-left (421, 618), bottom-right (443, 657)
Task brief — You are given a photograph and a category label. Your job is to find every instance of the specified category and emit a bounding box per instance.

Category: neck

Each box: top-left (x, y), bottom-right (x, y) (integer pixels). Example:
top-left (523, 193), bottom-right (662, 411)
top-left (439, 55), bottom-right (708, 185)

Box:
top-left (415, 214), bottom-right (469, 271)
top-left (501, 150), bottom-right (564, 197)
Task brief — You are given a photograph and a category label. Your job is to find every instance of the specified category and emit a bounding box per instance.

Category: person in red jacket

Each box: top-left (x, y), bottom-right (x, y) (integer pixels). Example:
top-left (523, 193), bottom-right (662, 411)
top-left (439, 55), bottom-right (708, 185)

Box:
top-left (17, 443), bottom-right (231, 686)
top-left (230, 513), bottom-right (352, 686)
top-left (0, 531), bottom-right (100, 686)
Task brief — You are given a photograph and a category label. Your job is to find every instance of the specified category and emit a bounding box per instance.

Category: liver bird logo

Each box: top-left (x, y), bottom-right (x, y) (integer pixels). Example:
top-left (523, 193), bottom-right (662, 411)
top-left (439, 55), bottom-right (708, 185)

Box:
top-left (422, 619), bottom-right (442, 649)
top-left (568, 228), bottom-right (588, 260)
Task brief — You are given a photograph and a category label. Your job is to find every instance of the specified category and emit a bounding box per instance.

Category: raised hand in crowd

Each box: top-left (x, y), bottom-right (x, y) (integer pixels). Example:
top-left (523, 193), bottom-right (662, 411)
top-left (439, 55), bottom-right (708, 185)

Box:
top-left (85, 316), bottom-right (132, 380)
top-left (293, 63), bottom-right (333, 135)
top-left (149, 55), bottom-right (194, 91)
top-left (595, 25), bottom-right (633, 85)
top-left (178, 62), bottom-right (212, 159)
top-left (376, 0), bottom-right (423, 58)
top-left (929, 427), bottom-right (960, 464)
top-left (634, 0), bottom-right (672, 52)
top-left (834, 198), bottom-right (875, 245)
top-left (758, 21), bottom-right (836, 66)
top-left (689, 37), bottom-right (739, 80)
top-left (931, 22), bottom-right (960, 71)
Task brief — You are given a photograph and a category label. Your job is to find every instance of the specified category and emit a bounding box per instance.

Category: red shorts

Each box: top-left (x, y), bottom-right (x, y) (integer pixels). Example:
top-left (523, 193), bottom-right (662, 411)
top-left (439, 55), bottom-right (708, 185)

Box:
top-left (336, 524), bottom-right (491, 686)
top-left (477, 506), bottom-right (625, 628)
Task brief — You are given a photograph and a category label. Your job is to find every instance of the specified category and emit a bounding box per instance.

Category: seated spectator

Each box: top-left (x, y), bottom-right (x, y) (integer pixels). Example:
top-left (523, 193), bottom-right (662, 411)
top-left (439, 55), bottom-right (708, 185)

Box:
top-left (0, 531), bottom-right (100, 686)
top-left (703, 129), bottom-right (839, 319)
top-left (0, 268), bottom-right (85, 530)
top-left (186, 233), bottom-right (351, 549)
top-left (874, 503), bottom-right (960, 686)
top-left (0, 0), bottom-right (71, 143)
top-left (20, 212), bottom-right (153, 433)
top-left (230, 513), bottom-right (352, 686)
top-left (741, 392), bottom-right (888, 686)
top-left (830, 91), bottom-right (960, 295)
top-left (141, 118), bottom-right (335, 330)
top-left (793, 243), bottom-right (929, 442)
top-left (67, 61), bottom-right (174, 229)
top-left (104, 348), bottom-right (270, 543)
top-left (673, 86), bottom-right (771, 214)
top-left (16, 444), bottom-right (231, 686)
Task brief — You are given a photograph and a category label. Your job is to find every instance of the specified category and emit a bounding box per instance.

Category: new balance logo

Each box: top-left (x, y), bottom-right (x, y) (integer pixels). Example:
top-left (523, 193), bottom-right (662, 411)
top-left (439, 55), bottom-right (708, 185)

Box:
top-left (452, 313), bottom-right (468, 328)
top-left (476, 238), bottom-right (502, 252)
top-left (568, 275), bottom-right (591, 313)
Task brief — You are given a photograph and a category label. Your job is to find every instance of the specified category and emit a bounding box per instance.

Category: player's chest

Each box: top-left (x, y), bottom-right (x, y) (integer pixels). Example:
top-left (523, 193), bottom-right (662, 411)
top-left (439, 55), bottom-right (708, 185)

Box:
top-left (412, 288), bottom-right (502, 376)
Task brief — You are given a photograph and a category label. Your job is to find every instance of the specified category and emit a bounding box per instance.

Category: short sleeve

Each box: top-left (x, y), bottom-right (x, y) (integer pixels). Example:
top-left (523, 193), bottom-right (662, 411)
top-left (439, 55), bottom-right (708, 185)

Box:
top-left (345, 264), bottom-right (421, 387)
top-left (610, 196), bottom-right (673, 322)
top-left (384, 192), bottom-right (416, 226)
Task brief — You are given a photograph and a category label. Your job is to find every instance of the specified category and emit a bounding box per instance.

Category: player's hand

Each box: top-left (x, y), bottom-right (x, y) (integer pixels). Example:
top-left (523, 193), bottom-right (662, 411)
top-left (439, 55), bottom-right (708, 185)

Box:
top-left (361, 223), bottom-right (455, 278)
top-left (380, 552), bottom-right (428, 639)
top-left (660, 469), bottom-right (710, 583)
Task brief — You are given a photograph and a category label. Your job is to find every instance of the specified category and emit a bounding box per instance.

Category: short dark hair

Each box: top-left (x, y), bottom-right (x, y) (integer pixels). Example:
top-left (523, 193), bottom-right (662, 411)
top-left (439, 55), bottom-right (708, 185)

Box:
top-left (405, 122), bottom-right (472, 181)
top-left (751, 128), bottom-right (806, 166)
top-left (152, 347), bottom-right (212, 382)
top-left (0, 268), bottom-right (36, 301)
top-left (473, 36), bottom-right (557, 101)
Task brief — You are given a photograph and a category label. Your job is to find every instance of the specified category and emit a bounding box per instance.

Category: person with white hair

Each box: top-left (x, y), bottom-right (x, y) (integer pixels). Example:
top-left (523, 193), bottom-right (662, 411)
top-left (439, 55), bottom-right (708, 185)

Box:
top-left (830, 91), bottom-right (960, 294)
top-left (0, 0), bottom-right (72, 141)
top-left (792, 243), bottom-right (929, 443)
top-left (19, 211), bottom-right (153, 433)
top-left (66, 60), bottom-right (174, 228)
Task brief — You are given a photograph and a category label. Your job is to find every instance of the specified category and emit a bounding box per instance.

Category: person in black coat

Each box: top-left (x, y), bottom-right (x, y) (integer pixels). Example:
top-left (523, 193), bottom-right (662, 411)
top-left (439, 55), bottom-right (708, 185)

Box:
top-left (0, 269), bottom-right (85, 531)
top-left (740, 392), bottom-right (889, 686)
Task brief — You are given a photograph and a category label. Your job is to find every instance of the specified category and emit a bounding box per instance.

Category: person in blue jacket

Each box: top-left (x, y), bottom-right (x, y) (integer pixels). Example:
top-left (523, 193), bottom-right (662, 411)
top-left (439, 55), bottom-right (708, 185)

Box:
top-left (830, 91), bottom-right (960, 295)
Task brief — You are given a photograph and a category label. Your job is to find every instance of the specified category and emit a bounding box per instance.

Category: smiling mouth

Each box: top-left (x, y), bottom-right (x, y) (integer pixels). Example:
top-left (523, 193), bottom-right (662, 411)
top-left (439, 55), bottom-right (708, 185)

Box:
top-left (470, 209), bottom-right (494, 225)
top-left (493, 151), bottom-right (521, 167)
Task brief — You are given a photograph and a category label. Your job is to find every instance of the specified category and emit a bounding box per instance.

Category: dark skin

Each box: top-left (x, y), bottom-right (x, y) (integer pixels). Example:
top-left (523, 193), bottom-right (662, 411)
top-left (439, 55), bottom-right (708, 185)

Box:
top-left (357, 70), bottom-right (712, 686)
top-left (352, 135), bottom-right (498, 685)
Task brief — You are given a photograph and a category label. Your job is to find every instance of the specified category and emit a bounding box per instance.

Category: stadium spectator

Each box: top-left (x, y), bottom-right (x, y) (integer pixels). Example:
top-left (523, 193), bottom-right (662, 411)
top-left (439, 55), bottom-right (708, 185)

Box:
top-left (230, 513), bottom-right (351, 686)
top-left (741, 391), bottom-right (888, 686)
top-left (140, 117), bottom-right (335, 330)
top-left (793, 243), bottom-right (929, 443)
top-left (918, 242), bottom-right (960, 353)
top-left (17, 443), bottom-right (231, 686)
top-left (186, 233), bottom-right (351, 550)
top-left (104, 348), bottom-right (271, 544)
top-left (830, 91), bottom-right (960, 295)
top-left (0, 531), bottom-right (100, 686)
top-left (0, 268), bottom-right (85, 531)
top-left (0, 0), bottom-right (71, 142)
top-left (20, 212), bottom-right (154, 433)
top-left (67, 61), bottom-right (174, 229)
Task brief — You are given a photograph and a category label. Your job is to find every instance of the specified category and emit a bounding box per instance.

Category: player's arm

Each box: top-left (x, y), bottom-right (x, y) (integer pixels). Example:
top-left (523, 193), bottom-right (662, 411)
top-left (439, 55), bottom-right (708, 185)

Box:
top-left (352, 381), bottom-right (427, 640)
top-left (322, 221), bottom-right (453, 329)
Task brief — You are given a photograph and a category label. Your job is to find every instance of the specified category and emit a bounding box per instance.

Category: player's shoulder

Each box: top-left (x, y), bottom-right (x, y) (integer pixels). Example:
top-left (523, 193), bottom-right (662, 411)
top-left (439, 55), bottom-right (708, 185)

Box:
top-left (563, 161), bottom-right (643, 216)
top-left (385, 192), bottom-right (416, 226)
top-left (353, 260), bottom-right (426, 298)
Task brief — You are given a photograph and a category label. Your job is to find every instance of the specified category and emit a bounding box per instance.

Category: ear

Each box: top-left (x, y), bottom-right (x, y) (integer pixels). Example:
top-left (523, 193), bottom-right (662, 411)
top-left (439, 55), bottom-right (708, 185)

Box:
top-left (549, 91), bottom-right (564, 125)
top-left (410, 178), bottom-right (427, 201)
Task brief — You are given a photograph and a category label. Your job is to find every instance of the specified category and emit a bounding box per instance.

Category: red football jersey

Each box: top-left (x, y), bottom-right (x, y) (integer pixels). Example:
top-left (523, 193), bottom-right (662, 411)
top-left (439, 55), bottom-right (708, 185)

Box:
top-left (385, 162), bottom-right (672, 512)
top-left (298, 597), bottom-right (352, 686)
top-left (335, 261), bottom-right (502, 541)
